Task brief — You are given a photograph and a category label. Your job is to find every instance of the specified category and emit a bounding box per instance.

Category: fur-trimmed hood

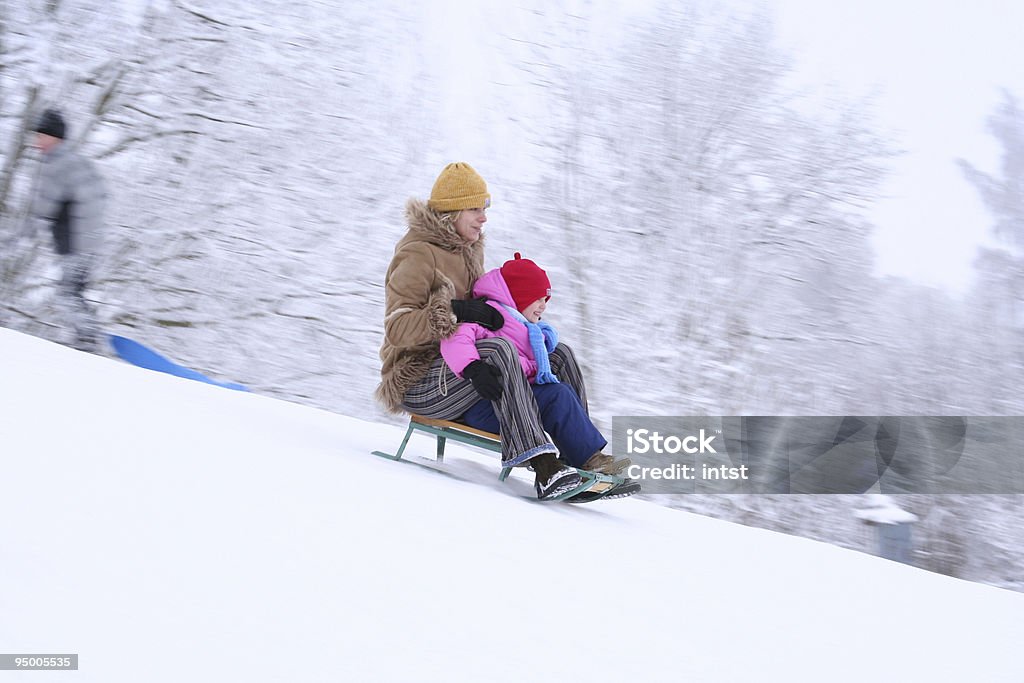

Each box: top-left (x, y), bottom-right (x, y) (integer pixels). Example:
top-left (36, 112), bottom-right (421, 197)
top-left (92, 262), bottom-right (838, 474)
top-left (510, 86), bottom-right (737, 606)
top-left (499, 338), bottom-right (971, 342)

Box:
top-left (401, 198), bottom-right (486, 258)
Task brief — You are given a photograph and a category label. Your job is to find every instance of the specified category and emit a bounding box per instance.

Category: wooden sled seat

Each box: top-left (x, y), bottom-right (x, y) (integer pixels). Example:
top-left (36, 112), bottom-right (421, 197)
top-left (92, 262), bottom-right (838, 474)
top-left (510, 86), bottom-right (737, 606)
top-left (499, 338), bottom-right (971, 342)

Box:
top-left (372, 414), bottom-right (513, 480)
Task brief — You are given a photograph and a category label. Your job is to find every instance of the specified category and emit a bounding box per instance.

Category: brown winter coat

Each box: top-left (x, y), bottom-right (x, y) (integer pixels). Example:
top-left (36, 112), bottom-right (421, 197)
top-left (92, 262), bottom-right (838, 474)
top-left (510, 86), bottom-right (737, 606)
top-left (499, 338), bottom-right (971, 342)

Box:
top-left (375, 199), bottom-right (486, 412)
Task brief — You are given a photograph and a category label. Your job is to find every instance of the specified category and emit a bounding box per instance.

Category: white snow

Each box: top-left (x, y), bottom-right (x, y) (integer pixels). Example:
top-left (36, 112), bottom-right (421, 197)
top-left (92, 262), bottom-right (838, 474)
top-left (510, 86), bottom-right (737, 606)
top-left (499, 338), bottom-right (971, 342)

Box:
top-left (1, 327), bottom-right (1022, 682)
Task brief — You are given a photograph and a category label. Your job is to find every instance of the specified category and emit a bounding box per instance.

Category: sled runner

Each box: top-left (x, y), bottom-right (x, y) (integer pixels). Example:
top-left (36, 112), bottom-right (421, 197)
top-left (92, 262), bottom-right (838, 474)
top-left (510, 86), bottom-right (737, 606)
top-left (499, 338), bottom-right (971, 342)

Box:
top-left (372, 414), bottom-right (637, 502)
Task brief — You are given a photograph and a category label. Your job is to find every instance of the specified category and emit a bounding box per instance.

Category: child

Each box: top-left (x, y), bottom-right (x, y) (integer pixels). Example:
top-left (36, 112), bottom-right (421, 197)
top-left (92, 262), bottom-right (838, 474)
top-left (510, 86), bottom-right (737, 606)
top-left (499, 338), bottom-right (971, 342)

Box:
top-left (440, 253), bottom-right (629, 477)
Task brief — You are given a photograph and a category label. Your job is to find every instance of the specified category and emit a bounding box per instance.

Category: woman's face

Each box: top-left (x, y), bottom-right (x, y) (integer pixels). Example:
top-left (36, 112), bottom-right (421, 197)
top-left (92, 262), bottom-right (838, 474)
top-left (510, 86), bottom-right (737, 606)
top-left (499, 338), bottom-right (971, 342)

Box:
top-left (453, 207), bottom-right (487, 244)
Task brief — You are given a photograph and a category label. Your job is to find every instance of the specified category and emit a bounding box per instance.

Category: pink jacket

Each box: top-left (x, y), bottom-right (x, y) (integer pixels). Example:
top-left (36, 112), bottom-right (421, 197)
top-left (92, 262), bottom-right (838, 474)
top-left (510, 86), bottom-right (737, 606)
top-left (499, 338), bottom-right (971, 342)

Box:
top-left (440, 268), bottom-right (541, 381)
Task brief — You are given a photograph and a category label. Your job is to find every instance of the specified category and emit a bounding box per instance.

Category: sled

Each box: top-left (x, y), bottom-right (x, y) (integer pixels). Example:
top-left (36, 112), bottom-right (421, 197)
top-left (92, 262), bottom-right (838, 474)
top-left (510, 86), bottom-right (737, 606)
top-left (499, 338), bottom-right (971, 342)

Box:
top-left (372, 414), bottom-right (625, 501)
top-left (109, 334), bottom-right (249, 392)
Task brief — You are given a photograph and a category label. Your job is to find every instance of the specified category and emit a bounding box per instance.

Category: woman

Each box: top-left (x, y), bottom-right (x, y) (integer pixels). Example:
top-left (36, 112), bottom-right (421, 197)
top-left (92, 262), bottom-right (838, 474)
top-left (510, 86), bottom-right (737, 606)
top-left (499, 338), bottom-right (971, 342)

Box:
top-left (376, 162), bottom-right (599, 500)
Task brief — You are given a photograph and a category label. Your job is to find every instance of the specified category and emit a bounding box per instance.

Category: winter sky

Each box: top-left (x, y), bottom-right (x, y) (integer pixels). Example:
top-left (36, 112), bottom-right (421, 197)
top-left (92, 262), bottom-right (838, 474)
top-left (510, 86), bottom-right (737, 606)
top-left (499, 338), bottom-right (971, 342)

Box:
top-left (771, 0), bottom-right (1024, 294)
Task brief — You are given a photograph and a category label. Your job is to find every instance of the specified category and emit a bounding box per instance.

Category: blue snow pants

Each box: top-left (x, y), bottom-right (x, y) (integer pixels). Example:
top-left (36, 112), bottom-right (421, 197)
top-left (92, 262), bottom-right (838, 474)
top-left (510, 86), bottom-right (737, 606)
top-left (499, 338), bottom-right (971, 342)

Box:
top-left (460, 382), bottom-right (607, 468)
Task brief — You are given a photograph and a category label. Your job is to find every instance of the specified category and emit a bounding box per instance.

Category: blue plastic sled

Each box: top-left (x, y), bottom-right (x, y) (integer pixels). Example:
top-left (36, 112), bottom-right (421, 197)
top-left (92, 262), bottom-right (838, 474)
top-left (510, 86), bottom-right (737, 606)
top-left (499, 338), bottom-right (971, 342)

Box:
top-left (109, 335), bottom-right (249, 392)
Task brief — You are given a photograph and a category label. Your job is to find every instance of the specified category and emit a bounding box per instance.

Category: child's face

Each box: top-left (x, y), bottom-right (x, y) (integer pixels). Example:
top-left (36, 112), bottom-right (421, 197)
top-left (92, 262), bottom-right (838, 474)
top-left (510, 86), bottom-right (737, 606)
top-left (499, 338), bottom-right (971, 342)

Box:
top-left (521, 297), bottom-right (547, 323)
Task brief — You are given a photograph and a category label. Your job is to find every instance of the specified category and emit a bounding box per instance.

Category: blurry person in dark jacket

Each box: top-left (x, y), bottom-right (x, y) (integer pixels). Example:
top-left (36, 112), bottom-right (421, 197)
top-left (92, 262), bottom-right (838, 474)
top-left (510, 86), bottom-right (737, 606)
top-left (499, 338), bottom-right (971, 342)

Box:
top-left (30, 108), bottom-right (106, 352)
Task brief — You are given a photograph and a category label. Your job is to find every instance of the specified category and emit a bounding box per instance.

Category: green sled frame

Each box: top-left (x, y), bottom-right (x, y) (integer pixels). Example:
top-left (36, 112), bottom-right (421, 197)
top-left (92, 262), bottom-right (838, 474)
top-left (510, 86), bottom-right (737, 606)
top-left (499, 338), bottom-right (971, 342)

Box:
top-left (372, 414), bottom-right (623, 501)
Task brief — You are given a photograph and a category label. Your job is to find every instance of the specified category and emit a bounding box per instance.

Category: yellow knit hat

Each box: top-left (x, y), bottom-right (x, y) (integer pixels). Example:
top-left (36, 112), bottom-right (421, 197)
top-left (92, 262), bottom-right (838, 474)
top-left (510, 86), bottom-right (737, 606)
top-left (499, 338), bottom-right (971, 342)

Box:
top-left (428, 162), bottom-right (491, 212)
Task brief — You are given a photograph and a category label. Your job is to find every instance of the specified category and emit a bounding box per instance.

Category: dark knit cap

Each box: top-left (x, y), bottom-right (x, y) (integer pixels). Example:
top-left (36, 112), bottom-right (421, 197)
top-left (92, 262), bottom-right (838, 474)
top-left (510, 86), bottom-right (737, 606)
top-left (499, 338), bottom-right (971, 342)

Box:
top-left (34, 109), bottom-right (66, 139)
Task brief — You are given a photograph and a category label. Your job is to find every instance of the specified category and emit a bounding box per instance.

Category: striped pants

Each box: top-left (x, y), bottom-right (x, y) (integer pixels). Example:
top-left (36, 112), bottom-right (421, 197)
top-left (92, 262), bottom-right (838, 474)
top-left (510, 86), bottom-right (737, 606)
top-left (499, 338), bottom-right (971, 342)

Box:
top-left (402, 339), bottom-right (591, 467)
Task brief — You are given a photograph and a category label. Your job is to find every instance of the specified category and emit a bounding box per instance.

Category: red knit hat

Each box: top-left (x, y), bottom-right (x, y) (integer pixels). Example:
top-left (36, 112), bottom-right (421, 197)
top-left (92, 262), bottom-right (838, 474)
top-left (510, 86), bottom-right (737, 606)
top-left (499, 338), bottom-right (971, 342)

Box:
top-left (501, 253), bottom-right (551, 312)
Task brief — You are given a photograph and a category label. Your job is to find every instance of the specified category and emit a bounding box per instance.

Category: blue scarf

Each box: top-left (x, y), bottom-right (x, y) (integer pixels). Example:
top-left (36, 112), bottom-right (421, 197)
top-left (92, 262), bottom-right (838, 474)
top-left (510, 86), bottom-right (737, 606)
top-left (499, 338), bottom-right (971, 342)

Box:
top-left (500, 304), bottom-right (560, 384)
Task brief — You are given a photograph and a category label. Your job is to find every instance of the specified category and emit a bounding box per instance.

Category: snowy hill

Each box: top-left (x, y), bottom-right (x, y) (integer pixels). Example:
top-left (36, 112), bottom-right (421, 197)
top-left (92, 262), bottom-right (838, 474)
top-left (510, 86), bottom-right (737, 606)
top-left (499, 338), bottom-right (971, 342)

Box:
top-left (2, 327), bottom-right (1022, 683)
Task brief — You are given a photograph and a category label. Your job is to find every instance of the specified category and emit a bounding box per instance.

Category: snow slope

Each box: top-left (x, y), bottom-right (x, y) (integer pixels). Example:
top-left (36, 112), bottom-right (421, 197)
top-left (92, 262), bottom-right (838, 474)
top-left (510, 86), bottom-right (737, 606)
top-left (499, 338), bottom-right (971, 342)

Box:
top-left (1, 327), bottom-right (1022, 683)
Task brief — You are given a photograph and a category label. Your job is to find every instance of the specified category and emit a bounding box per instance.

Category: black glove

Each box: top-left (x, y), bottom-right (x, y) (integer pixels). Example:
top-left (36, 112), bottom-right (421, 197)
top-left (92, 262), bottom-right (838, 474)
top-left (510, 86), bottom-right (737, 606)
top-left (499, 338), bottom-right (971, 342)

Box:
top-left (451, 296), bottom-right (504, 331)
top-left (462, 360), bottom-right (503, 401)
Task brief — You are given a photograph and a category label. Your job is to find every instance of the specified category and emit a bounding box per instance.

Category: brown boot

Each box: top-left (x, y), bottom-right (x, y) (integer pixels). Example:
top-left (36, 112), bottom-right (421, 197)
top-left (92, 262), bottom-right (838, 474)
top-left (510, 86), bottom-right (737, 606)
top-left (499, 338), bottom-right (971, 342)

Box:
top-left (581, 452), bottom-right (631, 476)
